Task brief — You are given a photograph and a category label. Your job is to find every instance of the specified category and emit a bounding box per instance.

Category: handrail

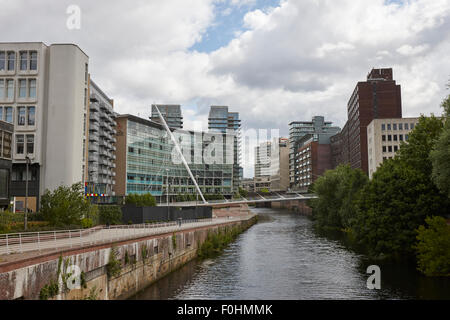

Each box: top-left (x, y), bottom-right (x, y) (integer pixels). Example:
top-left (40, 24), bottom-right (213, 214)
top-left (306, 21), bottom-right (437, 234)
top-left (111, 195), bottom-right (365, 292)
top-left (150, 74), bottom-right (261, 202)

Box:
top-left (0, 215), bottom-right (254, 256)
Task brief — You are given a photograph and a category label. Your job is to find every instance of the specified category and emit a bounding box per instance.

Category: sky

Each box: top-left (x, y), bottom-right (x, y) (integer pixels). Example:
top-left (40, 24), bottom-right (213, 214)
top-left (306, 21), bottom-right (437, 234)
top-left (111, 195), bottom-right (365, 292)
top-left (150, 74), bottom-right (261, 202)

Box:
top-left (1, 0), bottom-right (449, 177)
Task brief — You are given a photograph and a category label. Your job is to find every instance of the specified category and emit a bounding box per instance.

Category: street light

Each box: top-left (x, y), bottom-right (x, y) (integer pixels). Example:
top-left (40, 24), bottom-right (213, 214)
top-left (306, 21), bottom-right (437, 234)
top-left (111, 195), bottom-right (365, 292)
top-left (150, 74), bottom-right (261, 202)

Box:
top-left (166, 168), bottom-right (170, 221)
top-left (24, 155), bottom-right (31, 231)
top-left (196, 174), bottom-right (199, 205)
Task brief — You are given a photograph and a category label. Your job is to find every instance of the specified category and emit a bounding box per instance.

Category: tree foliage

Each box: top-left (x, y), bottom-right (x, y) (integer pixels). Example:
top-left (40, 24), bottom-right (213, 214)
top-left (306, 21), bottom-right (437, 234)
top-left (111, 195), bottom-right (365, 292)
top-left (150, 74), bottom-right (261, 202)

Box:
top-left (415, 216), bottom-right (450, 276)
top-left (98, 205), bottom-right (123, 225)
top-left (309, 164), bottom-right (368, 230)
top-left (41, 183), bottom-right (93, 227)
top-left (125, 193), bottom-right (156, 207)
top-left (352, 116), bottom-right (450, 258)
top-left (430, 95), bottom-right (450, 198)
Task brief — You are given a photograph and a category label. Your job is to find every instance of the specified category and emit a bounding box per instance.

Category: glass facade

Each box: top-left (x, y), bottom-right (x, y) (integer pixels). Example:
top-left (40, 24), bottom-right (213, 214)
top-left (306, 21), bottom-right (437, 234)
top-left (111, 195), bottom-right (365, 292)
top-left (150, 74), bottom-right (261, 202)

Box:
top-left (125, 118), bottom-right (233, 199)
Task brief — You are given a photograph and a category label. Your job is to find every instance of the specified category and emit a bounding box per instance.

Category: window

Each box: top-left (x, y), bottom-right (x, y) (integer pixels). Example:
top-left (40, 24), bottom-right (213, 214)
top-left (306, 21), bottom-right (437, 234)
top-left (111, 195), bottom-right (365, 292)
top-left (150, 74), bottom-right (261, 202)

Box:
top-left (393, 123), bottom-right (397, 130)
top-left (19, 79), bottom-right (27, 98)
top-left (7, 52), bottom-right (15, 71)
top-left (85, 63), bottom-right (88, 83)
top-left (388, 135), bottom-right (392, 141)
top-left (26, 135), bottom-right (34, 154)
top-left (399, 123), bottom-right (403, 130)
top-left (393, 135), bottom-right (398, 142)
top-left (29, 79), bottom-right (36, 98)
top-left (405, 134), bottom-right (409, 141)
top-left (411, 123), bottom-right (415, 129)
top-left (399, 134), bottom-right (403, 141)
top-left (394, 145), bottom-right (398, 152)
top-left (17, 107), bottom-right (26, 126)
top-left (382, 146), bottom-right (387, 153)
top-left (388, 146), bottom-right (393, 152)
top-left (0, 79), bottom-right (4, 99)
top-left (404, 123), bottom-right (409, 130)
top-left (387, 124), bottom-right (391, 130)
top-left (0, 107), bottom-right (2, 121)
top-left (383, 157), bottom-right (387, 161)
top-left (128, 147), bottom-right (134, 153)
top-left (382, 135), bottom-right (386, 142)
top-left (3, 132), bottom-right (11, 158)
top-left (381, 124), bottom-right (385, 131)
top-left (27, 107), bottom-right (35, 126)
top-left (20, 52), bottom-right (28, 70)
top-left (5, 107), bottom-right (12, 123)
top-left (16, 135), bottom-right (24, 154)
top-left (30, 51), bottom-right (37, 70)
top-left (6, 80), bottom-right (14, 99)
top-left (0, 52), bottom-right (5, 71)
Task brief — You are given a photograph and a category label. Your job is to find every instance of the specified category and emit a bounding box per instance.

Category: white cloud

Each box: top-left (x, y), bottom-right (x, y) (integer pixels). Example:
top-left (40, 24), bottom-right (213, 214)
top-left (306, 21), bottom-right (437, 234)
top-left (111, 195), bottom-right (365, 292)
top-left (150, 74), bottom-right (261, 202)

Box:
top-left (1, 0), bottom-right (450, 178)
top-left (396, 44), bottom-right (429, 56)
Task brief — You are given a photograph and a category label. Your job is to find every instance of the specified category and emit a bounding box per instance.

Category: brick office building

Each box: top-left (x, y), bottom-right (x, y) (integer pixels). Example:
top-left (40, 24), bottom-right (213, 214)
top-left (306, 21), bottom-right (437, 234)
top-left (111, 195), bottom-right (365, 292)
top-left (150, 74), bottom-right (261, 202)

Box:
top-left (293, 133), bottom-right (333, 192)
top-left (331, 68), bottom-right (402, 174)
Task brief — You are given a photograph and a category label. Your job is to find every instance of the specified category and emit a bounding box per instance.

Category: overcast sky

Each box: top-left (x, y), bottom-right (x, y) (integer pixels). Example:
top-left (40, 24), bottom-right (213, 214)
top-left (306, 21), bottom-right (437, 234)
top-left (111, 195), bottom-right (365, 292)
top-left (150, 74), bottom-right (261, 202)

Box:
top-left (1, 0), bottom-right (449, 177)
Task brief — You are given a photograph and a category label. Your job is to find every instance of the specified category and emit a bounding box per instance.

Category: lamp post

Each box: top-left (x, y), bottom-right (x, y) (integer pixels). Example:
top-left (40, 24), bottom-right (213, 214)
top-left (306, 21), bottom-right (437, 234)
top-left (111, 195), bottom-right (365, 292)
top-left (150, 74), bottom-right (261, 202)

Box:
top-left (196, 174), bottom-right (199, 205)
top-left (166, 168), bottom-right (169, 221)
top-left (24, 155), bottom-right (31, 231)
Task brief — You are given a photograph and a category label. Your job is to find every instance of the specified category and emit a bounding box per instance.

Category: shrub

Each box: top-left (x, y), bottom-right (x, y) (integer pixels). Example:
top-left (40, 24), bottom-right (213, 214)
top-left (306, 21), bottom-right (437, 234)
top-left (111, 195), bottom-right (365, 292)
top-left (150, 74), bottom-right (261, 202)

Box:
top-left (415, 216), bottom-right (450, 276)
top-left (40, 183), bottom-right (92, 227)
top-left (98, 205), bottom-right (122, 225)
top-left (125, 193), bottom-right (156, 207)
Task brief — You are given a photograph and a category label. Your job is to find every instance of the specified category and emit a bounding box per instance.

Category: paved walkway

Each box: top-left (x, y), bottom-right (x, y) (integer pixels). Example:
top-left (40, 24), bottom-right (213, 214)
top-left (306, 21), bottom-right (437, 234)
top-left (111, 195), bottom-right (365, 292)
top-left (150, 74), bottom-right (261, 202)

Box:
top-left (0, 215), bottom-right (255, 259)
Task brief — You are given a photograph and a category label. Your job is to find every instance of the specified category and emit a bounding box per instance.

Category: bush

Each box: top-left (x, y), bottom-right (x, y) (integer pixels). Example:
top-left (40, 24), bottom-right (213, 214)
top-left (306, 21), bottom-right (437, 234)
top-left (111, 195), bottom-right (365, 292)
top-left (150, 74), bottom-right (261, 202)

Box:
top-left (81, 218), bottom-right (93, 229)
top-left (98, 205), bottom-right (122, 225)
top-left (415, 216), bottom-right (450, 276)
top-left (125, 193), bottom-right (156, 207)
top-left (40, 183), bottom-right (92, 227)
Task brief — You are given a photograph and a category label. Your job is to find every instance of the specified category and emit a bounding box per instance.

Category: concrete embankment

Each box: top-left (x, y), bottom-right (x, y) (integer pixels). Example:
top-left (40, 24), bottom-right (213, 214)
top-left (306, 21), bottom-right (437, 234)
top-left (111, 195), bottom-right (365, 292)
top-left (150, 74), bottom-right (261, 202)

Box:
top-left (0, 206), bottom-right (256, 300)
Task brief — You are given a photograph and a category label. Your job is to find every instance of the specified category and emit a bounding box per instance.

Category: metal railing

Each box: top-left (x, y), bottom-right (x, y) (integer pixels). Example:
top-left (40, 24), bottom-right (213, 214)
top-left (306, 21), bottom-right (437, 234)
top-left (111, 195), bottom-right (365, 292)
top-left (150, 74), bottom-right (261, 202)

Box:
top-left (0, 216), bottom-right (253, 256)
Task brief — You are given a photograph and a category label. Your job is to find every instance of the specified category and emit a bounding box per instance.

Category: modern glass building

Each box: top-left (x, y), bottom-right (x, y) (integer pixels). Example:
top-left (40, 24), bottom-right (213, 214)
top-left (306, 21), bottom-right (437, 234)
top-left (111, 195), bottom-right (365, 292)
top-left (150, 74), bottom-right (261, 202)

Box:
top-left (114, 114), bottom-right (234, 202)
top-left (150, 104), bottom-right (183, 129)
top-left (208, 106), bottom-right (242, 192)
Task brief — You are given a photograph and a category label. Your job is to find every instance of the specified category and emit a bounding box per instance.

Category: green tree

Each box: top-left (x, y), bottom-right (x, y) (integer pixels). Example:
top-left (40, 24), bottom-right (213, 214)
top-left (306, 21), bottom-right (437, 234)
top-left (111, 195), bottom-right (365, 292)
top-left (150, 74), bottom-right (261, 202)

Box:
top-left (125, 193), bottom-right (156, 207)
top-left (40, 183), bottom-right (92, 227)
top-left (430, 95), bottom-right (450, 198)
top-left (309, 165), bottom-right (368, 230)
top-left (238, 187), bottom-right (248, 198)
top-left (415, 216), bottom-right (450, 276)
top-left (352, 116), bottom-right (450, 258)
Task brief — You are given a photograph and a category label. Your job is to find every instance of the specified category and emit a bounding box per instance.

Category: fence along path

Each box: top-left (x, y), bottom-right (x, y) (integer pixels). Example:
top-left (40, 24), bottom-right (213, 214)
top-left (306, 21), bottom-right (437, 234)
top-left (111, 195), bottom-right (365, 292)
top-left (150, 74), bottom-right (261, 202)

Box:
top-left (0, 216), bottom-right (254, 256)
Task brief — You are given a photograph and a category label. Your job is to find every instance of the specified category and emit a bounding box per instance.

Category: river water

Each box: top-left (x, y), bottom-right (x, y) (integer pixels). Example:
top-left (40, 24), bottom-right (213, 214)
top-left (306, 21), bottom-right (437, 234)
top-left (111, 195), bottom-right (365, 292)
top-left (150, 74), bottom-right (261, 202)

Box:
top-left (131, 208), bottom-right (450, 300)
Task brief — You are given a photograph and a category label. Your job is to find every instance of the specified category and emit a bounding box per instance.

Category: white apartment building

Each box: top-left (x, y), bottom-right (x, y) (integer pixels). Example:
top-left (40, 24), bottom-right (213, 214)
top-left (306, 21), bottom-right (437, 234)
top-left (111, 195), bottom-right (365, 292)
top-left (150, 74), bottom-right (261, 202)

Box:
top-left (87, 79), bottom-right (117, 199)
top-left (367, 117), bottom-right (420, 179)
top-left (0, 42), bottom-right (89, 211)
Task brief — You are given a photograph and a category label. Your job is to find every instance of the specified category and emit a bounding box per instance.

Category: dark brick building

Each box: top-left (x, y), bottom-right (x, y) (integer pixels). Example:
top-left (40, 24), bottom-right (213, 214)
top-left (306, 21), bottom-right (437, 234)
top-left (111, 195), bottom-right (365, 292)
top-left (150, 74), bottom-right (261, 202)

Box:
top-left (294, 134), bottom-right (333, 192)
top-left (331, 68), bottom-right (402, 174)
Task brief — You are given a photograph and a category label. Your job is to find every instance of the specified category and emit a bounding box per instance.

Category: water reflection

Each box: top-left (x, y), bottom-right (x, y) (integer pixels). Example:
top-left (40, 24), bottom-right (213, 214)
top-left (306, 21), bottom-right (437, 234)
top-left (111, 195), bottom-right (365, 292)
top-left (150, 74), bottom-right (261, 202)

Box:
top-left (131, 208), bottom-right (450, 300)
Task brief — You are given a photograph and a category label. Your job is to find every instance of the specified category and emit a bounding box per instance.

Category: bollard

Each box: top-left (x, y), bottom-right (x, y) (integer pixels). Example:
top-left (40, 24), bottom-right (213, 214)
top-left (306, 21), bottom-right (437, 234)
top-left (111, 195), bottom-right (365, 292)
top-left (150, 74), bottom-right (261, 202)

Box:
top-left (6, 234), bottom-right (9, 255)
top-left (19, 233), bottom-right (23, 253)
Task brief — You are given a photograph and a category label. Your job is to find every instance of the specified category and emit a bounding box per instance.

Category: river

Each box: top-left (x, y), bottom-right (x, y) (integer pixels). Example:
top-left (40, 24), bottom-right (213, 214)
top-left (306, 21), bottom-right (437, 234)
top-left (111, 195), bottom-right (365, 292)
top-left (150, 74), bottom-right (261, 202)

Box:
top-left (131, 208), bottom-right (450, 300)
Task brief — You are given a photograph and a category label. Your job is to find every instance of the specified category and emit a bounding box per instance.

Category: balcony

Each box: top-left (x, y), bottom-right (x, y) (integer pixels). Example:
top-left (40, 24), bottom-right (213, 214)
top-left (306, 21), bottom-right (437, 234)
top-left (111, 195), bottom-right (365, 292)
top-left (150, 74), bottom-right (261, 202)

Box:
top-left (90, 112), bottom-right (99, 122)
top-left (89, 122), bottom-right (99, 132)
top-left (89, 135), bottom-right (99, 143)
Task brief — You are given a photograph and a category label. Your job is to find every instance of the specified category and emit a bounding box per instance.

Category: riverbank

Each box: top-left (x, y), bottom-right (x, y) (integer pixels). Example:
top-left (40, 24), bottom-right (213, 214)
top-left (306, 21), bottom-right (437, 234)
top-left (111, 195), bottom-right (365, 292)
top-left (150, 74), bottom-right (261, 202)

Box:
top-left (0, 208), bottom-right (257, 300)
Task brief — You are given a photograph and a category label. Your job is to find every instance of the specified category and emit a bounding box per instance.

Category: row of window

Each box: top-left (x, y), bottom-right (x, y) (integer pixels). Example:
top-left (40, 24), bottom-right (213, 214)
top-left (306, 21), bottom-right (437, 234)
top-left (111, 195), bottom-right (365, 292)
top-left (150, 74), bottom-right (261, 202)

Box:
top-left (0, 106), bottom-right (35, 126)
top-left (382, 145), bottom-right (398, 153)
top-left (381, 134), bottom-right (409, 142)
top-left (381, 122), bottom-right (415, 131)
top-left (0, 51), bottom-right (38, 72)
top-left (0, 78), bottom-right (37, 100)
